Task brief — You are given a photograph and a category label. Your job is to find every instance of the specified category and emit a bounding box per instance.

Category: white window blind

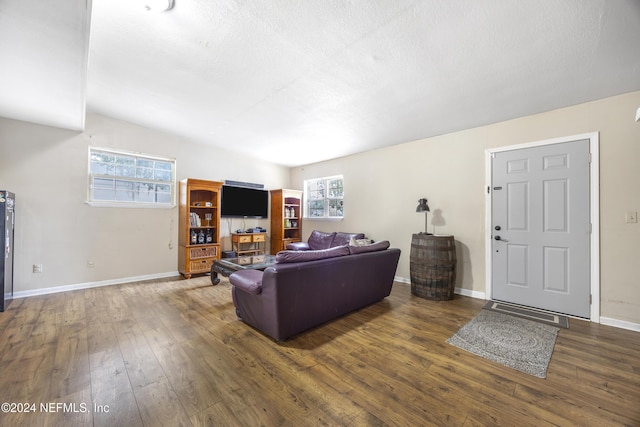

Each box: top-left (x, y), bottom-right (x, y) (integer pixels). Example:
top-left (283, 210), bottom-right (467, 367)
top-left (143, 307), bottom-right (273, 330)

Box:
top-left (87, 147), bottom-right (176, 208)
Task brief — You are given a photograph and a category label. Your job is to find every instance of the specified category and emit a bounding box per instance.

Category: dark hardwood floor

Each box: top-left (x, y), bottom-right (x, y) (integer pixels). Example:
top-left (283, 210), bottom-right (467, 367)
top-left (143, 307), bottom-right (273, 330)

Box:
top-left (0, 275), bottom-right (638, 426)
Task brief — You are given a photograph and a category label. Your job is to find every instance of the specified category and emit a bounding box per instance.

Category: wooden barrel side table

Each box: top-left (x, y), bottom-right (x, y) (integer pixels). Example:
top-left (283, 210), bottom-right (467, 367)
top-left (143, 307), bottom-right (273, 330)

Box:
top-left (410, 234), bottom-right (457, 300)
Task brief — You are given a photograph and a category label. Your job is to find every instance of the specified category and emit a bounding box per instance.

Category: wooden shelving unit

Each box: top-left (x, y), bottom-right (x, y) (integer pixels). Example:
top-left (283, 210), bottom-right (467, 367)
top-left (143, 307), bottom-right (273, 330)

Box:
top-left (179, 178), bottom-right (223, 278)
top-left (270, 189), bottom-right (303, 254)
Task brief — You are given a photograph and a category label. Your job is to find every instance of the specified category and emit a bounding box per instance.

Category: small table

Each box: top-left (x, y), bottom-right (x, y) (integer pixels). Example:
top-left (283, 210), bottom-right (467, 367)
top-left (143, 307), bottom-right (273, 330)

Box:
top-left (231, 232), bottom-right (266, 256)
top-left (210, 254), bottom-right (277, 285)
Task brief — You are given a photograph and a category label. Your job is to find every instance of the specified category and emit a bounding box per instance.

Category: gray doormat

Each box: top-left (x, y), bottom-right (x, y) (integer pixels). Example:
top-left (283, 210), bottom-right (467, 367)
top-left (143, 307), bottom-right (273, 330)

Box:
top-left (447, 309), bottom-right (560, 378)
top-left (483, 300), bottom-right (569, 328)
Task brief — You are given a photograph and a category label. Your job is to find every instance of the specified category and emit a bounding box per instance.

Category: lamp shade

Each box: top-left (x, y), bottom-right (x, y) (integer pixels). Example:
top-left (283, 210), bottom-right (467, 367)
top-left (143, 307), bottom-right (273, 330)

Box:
top-left (416, 198), bottom-right (430, 212)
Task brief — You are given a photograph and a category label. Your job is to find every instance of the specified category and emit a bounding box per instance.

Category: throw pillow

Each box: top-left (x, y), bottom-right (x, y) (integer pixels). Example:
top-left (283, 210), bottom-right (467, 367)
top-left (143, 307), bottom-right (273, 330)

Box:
top-left (349, 237), bottom-right (373, 246)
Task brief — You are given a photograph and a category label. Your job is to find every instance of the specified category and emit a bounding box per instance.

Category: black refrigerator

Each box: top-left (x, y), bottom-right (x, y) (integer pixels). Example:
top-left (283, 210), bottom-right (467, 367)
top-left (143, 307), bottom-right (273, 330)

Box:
top-left (1, 191), bottom-right (15, 312)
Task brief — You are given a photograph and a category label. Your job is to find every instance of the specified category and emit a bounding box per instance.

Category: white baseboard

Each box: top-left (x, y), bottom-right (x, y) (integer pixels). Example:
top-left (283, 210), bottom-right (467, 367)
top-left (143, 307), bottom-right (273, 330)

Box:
top-left (454, 287), bottom-right (486, 300)
top-left (12, 271), bottom-right (181, 299)
top-left (599, 316), bottom-right (640, 333)
top-left (394, 276), bottom-right (411, 284)
top-left (395, 276), bottom-right (640, 332)
top-left (394, 276), bottom-right (486, 300)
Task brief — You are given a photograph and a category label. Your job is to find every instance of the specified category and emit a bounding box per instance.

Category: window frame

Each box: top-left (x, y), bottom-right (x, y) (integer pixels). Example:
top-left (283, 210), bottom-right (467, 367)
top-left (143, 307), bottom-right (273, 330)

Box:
top-left (86, 147), bottom-right (177, 208)
top-left (303, 175), bottom-right (344, 220)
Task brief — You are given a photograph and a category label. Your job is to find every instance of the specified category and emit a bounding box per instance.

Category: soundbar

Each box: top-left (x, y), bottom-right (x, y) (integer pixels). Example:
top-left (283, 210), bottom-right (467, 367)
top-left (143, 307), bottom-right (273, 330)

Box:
top-left (224, 180), bottom-right (264, 189)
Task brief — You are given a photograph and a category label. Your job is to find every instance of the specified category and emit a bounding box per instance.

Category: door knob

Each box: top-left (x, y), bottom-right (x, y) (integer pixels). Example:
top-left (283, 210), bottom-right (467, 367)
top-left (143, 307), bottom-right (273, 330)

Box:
top-left (495, 225), bottom-right (501, 231)
top-left (495, 236), bottom-right (502, 241)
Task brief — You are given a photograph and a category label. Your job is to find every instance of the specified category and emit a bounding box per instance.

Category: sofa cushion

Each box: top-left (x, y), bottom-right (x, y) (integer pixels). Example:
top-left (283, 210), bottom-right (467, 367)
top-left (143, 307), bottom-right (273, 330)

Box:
top-left (276, 245), bottom-right (350, 263)
top-left (286, 241), bottom-right (310, 251)
top-left (229, 270), bottom-right (264, 295)
top-left (308, 230), bottom-right (337, 250)
top-left (333, 232), bottom-right (365, 247)
top-left (348, 240), bottom-right (390, 255)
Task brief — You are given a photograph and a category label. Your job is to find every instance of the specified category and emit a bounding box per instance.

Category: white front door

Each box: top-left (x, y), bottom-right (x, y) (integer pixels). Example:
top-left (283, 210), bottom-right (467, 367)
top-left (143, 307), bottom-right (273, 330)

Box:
top-left (491, 139), bottom-right (591, 318)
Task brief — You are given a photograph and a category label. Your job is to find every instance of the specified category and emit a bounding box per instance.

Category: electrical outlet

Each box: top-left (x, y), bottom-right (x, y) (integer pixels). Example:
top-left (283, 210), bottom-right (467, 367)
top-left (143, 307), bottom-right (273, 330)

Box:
top-left (626, 211), bottom-right (638, 223)
top-left (33, 264), bottom-right (43, 273)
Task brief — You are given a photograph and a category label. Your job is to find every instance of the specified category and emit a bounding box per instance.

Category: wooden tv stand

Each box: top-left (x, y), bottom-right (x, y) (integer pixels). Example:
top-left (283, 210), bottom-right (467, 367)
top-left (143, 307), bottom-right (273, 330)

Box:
top-left (231, 232), bottom-right (267, 256)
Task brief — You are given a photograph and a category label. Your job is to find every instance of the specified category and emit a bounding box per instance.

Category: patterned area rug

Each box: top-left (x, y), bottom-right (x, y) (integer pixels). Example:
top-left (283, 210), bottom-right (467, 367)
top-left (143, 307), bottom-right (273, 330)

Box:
top-left (483, 300), bottom-right (569, 328)
top-left (447, 309), bottom-right (560, 378)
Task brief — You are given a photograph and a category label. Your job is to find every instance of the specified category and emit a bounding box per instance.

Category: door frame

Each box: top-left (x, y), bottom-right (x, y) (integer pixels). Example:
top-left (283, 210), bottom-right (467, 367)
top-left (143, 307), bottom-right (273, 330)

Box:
top-left (484, 132), bottom-right (600, 322)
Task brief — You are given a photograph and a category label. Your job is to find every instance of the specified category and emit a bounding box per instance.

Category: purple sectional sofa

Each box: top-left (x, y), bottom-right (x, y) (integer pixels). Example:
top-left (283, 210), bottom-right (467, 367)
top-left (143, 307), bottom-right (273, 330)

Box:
top-left (230, 240), bottom-right (401, 341)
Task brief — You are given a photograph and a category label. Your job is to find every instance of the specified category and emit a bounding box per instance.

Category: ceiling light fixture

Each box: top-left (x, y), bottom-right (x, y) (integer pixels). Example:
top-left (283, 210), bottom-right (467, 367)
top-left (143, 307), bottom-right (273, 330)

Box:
top-left (144, 0), bottom-right (174, 13)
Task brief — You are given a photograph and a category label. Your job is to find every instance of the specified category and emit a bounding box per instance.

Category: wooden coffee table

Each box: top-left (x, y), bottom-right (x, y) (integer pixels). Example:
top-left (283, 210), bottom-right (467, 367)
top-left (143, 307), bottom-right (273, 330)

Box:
top-left (210, 254), bottom-right (276, 285)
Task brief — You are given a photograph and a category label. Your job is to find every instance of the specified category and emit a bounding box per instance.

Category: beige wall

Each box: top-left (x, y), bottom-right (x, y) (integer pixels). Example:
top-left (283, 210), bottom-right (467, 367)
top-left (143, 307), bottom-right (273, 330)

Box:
top-left (1, 92), bottom-right (639, 326)
top-left (0, 112), bottom-right (290, 293)
top-left (291, 91), bottom-right (640, 326)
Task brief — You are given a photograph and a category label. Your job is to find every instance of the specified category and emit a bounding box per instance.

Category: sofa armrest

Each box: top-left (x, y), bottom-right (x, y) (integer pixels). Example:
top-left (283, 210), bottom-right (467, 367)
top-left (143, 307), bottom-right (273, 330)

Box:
top-left (229, 270), bottom-right (264, 295)
top-left (286, 241), bottom-right (310, 251)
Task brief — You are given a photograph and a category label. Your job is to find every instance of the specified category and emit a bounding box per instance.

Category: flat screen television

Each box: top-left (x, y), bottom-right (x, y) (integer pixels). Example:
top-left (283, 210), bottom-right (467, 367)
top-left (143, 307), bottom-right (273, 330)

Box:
top-left (221, 185), bottom-right (269, 218)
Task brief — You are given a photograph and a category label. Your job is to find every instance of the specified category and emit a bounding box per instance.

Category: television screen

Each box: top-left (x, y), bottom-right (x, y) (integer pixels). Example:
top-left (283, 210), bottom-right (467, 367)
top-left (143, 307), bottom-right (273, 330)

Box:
top-left (221, 185), bottom-right (269, 218)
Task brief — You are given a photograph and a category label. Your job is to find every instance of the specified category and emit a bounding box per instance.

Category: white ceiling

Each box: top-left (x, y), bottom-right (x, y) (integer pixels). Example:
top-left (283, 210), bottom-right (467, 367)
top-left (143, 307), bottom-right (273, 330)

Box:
top-left (2, 1), bottom-right (640, 167)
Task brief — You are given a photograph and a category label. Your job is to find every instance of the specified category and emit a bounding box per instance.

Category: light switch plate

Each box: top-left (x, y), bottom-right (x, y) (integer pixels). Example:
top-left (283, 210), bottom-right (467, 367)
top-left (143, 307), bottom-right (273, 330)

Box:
top-left (626, 211), bottom-right (638, 223)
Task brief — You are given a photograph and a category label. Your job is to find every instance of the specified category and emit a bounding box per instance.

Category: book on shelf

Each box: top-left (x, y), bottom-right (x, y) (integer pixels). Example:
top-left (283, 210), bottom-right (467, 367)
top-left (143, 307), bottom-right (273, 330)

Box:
top-left (190, 212), bottom-right (201, 227)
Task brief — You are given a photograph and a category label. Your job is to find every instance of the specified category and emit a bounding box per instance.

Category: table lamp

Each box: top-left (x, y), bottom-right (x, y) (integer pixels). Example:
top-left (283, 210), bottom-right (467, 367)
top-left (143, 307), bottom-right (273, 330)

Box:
top-left (416, 198), bottom-right (431, 234)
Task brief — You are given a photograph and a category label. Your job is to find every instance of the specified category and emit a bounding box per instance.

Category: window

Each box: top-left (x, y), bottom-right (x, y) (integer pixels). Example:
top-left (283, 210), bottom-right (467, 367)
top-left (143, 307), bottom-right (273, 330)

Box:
top-left (304, 175), bottom-right (344, 219)
top-left (87, 147), bottom-right (176, 207)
